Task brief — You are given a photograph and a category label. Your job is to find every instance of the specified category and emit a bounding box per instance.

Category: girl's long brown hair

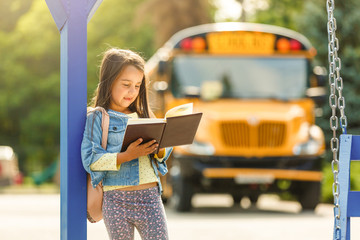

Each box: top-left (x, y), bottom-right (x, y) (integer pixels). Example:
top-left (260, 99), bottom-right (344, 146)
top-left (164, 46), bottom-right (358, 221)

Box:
top-left (90, 48), bottom-right (150, 118)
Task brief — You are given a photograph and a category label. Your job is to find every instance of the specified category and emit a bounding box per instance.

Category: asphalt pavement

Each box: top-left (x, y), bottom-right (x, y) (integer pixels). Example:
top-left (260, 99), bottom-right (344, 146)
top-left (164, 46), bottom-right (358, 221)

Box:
top-left (0, 193), bottom-right (359, 240)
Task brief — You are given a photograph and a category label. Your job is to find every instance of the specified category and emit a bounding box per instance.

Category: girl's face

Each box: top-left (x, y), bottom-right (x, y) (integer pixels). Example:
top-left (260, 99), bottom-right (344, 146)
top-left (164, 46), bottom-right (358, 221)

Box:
top-left (109, 65), bottom-right (144, 113)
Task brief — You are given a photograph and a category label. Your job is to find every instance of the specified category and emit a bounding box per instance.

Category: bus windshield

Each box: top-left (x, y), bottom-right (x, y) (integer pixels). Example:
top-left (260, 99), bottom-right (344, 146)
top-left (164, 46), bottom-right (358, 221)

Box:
top-left (171, 56), bottom-right (308, 100)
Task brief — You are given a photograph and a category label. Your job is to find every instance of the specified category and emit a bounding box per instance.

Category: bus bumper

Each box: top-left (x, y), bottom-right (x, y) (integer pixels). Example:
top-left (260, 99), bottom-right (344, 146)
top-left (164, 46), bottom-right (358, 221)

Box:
top-left (171, 153), bottom-right (323, 184)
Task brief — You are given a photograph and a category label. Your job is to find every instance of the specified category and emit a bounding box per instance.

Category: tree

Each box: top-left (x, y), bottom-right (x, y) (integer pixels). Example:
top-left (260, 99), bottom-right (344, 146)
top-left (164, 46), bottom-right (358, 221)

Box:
top-left (0, 0), bottom-right (217, 177)
top-left (298, 0), bottom-right (360, 137)
top-left (87, 0), bottom-right (156, 101)
top-left (135, 0), bottom-right (212, 47)
top-left (0, 0), bottom-right (157, 174)
top-left (0, 0), bottom-right (60, 173)
top-left (0, 0), bottom-right (33, 32)
top-left (235, 0), bottom-right (268, 22)
top-left (252, 0), bottom-right (304, 29)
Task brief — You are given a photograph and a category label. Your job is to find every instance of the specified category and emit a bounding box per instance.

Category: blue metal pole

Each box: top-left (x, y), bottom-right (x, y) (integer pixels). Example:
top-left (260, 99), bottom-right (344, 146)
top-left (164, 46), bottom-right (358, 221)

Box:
top-left (45, 1), bottom-right (103, 239)
top-left (338, 134), bottom-right (352, 240)
top-left (60, 16), bottom-right (88, 240)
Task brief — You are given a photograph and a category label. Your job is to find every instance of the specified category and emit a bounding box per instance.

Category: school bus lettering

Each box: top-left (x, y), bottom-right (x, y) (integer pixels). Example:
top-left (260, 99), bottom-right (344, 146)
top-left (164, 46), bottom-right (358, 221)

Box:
top-left (207, 32), bottom-right (276, 54)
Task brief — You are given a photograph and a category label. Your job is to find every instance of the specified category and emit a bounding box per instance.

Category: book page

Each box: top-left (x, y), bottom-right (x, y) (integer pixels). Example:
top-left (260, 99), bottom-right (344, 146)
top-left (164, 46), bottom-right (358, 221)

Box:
top-left (165, 103), bottom-right (193, 118)
top-left (127, 118), bottom-right (166, 125)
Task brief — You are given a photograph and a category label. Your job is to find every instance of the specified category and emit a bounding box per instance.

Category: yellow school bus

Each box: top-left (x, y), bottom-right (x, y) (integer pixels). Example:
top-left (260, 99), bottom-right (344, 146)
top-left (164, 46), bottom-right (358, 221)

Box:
top-left (146, 22), bottom-right (326, 211)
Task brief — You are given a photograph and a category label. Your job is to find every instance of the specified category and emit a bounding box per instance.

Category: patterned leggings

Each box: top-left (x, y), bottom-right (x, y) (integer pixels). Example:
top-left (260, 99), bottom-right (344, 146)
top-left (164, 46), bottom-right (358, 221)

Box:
top-left (103, 187), bottom-right (169, 240)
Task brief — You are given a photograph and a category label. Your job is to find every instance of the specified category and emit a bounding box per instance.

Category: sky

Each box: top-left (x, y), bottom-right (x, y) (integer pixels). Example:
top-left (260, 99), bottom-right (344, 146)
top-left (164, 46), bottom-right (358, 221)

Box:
top-left (213, 0), bottom-right (269, 22)
top-left (213, 0), bottom-right (242, 21)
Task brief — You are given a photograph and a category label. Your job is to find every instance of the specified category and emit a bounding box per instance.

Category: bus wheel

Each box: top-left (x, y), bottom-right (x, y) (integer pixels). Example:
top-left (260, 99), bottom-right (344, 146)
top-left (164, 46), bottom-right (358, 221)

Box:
top-left (232, 193), bottom-right (243, 206)
top-left (171, 175), bottom-right (193, 212)
top-left (249, 194), bottom-right (259, 205)
top-left (298, 181), bottom-right (321, 211)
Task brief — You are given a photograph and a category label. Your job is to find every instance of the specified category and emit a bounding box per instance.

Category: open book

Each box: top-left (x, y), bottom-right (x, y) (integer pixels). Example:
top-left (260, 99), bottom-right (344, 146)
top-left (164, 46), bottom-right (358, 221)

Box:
top-left (120, 103), bottom-right (203, 153)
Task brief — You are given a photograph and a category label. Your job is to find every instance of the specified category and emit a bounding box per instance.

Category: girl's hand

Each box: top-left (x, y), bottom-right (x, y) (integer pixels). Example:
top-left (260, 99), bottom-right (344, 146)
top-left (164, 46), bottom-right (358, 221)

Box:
top-left (125, 138), bottom-right (158, 159)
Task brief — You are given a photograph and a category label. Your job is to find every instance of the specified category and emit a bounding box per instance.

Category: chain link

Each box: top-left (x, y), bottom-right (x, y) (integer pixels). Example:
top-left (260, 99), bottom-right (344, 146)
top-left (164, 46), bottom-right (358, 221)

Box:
top-left (327, 0), bottom-right (347, 239)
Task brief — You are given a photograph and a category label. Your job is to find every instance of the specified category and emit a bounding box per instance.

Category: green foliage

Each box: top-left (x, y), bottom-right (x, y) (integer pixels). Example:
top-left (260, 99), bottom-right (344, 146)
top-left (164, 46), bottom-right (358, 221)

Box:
top-left (1, 0), bottom-right (214, 177)
top-left (0, 1), bottom-right (60, 173)
top-left (296, 0), bottom-right (360, 150)
top-left (252, 0), bottom-right (304, 29)
top-left (0, 0), bottom-right (33, 32)
top-left (302, 0), bottom-right (360, 204)
top-left (87, 0), bottom-right (156, 101)
top-left (135, 0), bottom-right (212, 47)
top-left (0, 0), bottom-right (156, 175)
top-left (322, 162), bottom-right (360, 203)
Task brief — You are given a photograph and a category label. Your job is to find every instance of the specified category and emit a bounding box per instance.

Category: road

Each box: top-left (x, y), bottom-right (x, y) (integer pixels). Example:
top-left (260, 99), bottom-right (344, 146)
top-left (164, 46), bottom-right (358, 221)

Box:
top-left (0, 193), bottom-right (359, 240)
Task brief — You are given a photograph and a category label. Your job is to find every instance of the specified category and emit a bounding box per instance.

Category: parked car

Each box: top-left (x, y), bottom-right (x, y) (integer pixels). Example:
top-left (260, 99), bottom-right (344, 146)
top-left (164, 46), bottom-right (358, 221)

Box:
top-left (0, 146), bottom-right (22, 186)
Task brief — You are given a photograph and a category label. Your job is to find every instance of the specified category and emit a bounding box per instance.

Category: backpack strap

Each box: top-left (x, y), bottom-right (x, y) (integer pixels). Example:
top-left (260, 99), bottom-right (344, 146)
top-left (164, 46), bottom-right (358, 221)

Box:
top-left (89, 106), bottom-right (109, 149)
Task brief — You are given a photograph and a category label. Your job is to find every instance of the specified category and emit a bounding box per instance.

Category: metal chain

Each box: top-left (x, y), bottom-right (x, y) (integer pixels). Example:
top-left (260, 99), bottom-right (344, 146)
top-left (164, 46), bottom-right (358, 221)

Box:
top-left (327, 0), bottom-right (347, 239)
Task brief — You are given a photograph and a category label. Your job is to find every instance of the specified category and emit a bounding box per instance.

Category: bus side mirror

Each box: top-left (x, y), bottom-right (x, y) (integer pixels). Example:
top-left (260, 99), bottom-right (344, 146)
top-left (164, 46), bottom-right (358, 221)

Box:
top-left (306, 87), bottom-right (326, 107)
top-left (312, 66), bottom-right (327, 87)
top-left (154, 61), bottom-right (169, 93)
top-left (158, 61), bottom-right (168, 75)
top-left (306, 66), bottom-right (327, 108)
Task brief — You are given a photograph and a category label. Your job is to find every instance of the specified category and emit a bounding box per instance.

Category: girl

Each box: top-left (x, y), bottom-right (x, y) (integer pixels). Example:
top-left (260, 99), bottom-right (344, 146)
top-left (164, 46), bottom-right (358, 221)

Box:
top-left (81, 48), bottom-right (172, 240)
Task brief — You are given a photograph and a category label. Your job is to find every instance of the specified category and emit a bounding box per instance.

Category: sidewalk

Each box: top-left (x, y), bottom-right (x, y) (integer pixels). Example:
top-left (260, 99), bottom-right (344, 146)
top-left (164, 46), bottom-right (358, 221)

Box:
top-left (1, 193), bottom-right (359, 240)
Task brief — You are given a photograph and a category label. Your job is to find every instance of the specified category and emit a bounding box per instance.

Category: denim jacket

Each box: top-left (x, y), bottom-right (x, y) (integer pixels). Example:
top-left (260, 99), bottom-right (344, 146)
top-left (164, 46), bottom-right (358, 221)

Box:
top-left (81, 109), bottom-right (172, 193)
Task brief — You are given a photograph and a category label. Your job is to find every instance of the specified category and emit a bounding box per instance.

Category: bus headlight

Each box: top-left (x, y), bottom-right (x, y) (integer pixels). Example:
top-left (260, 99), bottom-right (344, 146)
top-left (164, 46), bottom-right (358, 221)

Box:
top-left (293, 139), bottom-right (322, 155)
top-left (293, 125), bottom-right (324, 155)
top-left (183, 141), bottom-right (215, 155)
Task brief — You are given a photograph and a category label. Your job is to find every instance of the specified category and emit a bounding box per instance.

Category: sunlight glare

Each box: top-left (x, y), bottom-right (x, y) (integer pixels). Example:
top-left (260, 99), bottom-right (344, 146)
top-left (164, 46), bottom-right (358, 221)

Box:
top-left (213, 0), bottom-right (242, 22)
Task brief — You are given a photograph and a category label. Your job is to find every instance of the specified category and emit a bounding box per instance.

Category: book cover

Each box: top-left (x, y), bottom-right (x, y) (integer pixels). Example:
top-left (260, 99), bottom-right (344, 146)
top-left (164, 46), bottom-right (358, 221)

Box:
top-left (159, 112), bottom-right (202, 149)
top-left (120, 103), bottom-right (202, 153)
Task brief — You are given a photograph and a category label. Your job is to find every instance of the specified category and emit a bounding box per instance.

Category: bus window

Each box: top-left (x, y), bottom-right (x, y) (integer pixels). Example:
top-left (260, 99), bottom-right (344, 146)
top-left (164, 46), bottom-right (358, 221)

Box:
top-left (171, 56), bottom-right (308, 100)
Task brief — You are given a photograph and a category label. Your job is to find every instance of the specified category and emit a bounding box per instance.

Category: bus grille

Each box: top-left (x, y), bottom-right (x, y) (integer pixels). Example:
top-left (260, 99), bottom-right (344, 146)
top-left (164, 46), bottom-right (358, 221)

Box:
top-left (220, 121), bottom-right (286, 148)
